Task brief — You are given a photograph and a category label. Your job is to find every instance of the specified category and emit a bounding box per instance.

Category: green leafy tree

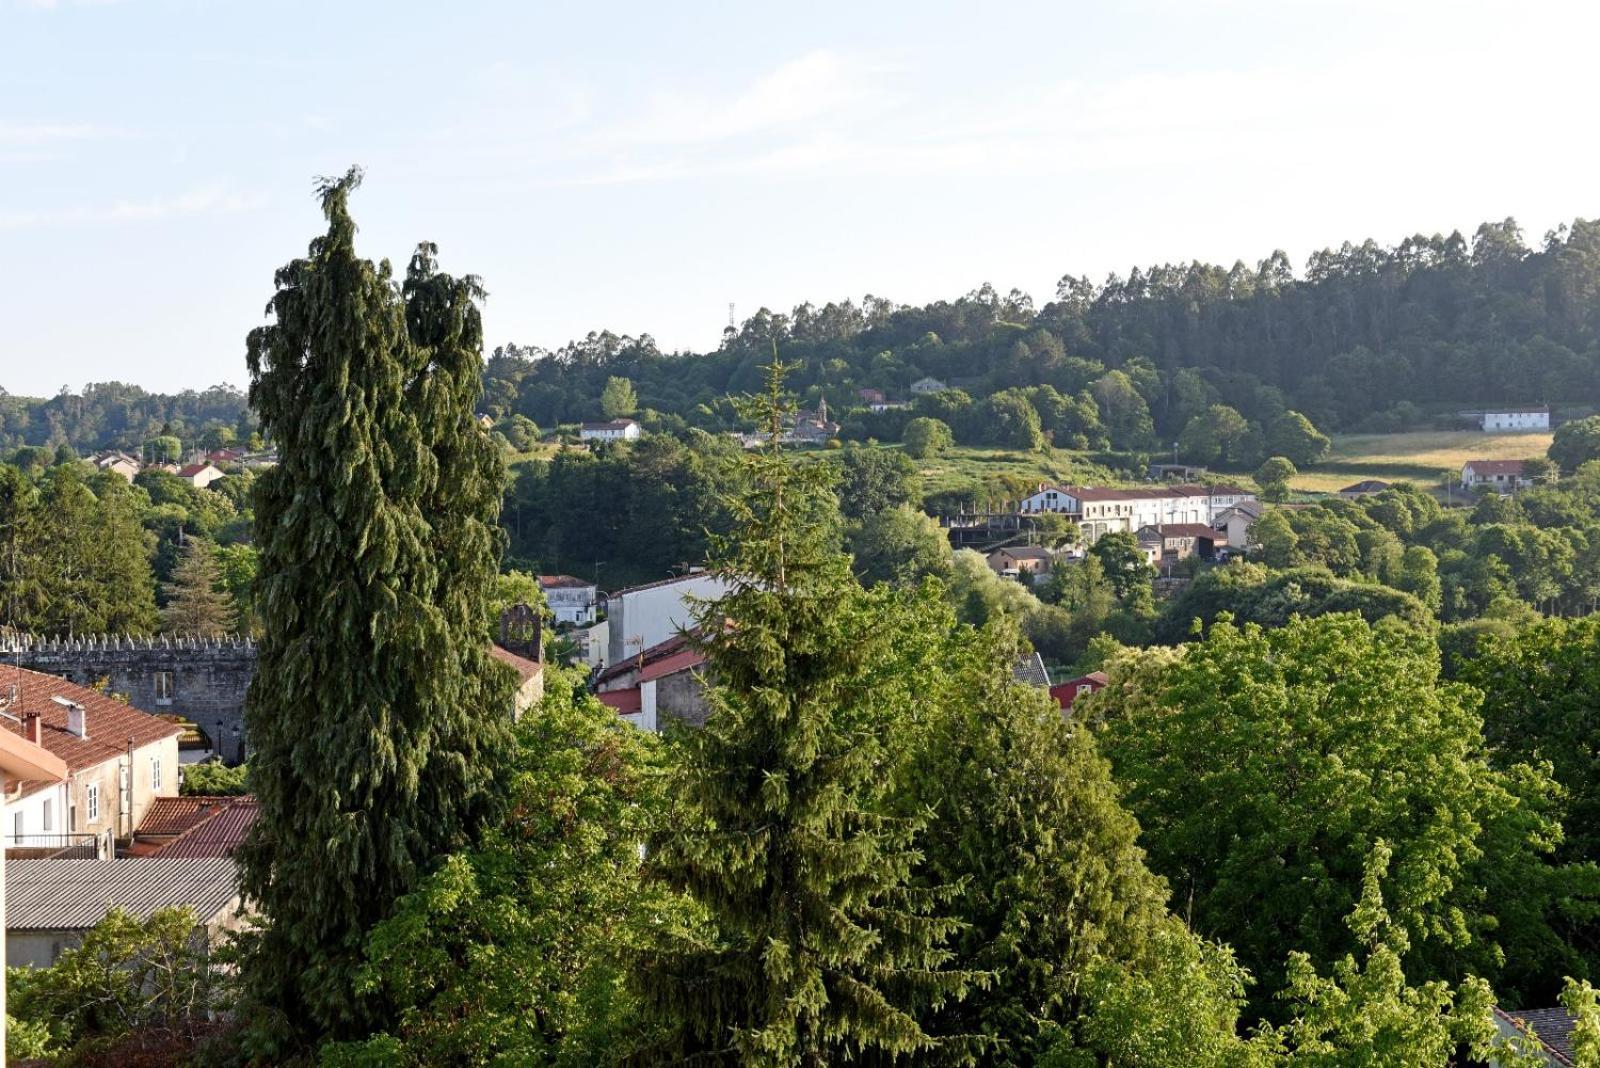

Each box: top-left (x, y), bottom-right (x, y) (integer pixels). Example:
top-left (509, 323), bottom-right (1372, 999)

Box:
top-left (319, 669), bottom-right (681, 1066)
top-left (1094, 614), bottom-right (1590, 1009)
top-left (848, 502), bottom-right (953, 586)
top-left (1178, 405), bottom-right (1251, 467)
top-left (631, 358), bottom-right (979, 1065)
top-left (897, 623), bottom-right (1178, 1064)
top-left (1265, 411), bottom-right (1330, 467)
top-left (1254, 456), bottom-right (1298, 501)
top-left (213, 542), bottom-right (259, 635)
top-left (502, 413), bottom-right (541, 450)
top-left (1089, 531), bottom-right (1154, 602)
top-left (237, 169), bottom-right (515, 1055)
top-left (903, 416), bottom-right (954, 459)
top-left (835, 445), bottom-right (920, 520)
top-left (601, 375), bottom-right (639, 419)
top-left (181, 759), bottom-right (249, 795)
top-left (1550, 415), bottom-right (1600, 473)
top-left (981, 389), bottom-right (1046, 451)
top-left (32, 466), bottom-right (159, 634)
top-left (1250, 510), bottom-right (1298, 566)
top-left (160, 538), bottom-right (236, 636)
top-left (142, 434), bottom-right (183, 464)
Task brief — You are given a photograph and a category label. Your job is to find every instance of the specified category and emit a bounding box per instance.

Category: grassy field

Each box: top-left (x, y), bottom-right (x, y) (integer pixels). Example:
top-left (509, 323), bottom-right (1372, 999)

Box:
top-left (905, 446), bottom-right (1121, 502)
top-left (1288, 430), bottom-right (1554, 493)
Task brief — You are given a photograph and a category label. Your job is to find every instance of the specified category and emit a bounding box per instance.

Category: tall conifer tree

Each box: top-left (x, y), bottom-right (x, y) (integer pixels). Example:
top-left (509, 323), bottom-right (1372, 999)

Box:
top-left (632, 358), bottom-right (976, 1066)
top-left (236, 169), bottom-right (512, 1054)
top-left (160, 538), bottom-right (235, 636)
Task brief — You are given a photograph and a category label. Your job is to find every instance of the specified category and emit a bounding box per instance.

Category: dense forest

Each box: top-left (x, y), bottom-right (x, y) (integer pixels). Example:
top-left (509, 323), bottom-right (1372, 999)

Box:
top-left (480, 216), bottom-right (1600, 441)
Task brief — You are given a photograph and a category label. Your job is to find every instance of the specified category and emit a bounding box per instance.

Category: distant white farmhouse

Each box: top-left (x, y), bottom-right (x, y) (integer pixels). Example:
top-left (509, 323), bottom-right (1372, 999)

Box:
top-left (175, 462), bottom-right (226, 490)
top-left (1461, 459), bottom-right (1534, 492)
top-left (1478, 407), bottom-right (1550, 432)
top-left (580, 418), bottom-right (641, 442)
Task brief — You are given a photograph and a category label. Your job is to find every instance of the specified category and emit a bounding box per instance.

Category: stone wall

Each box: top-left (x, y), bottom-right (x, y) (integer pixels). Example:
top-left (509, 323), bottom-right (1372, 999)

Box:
top-left (0, 635), bottom-right (257, 762)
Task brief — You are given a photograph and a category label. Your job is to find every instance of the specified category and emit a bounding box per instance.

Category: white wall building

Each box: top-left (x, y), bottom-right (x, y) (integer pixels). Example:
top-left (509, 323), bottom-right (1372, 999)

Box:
top-left (538, 575), bottom-right (598, 626)
top-left (1479, 408), bottom-right (1550, 431)
top-left (604, 572), bottom-right (731, 670)
top-left (580, 419), bottom-right (641, 442)
top-left (1017, 484), bottom-right (1253, 543)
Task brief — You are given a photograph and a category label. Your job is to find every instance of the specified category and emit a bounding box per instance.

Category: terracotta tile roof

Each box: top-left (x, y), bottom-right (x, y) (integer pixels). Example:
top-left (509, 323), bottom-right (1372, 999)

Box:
top-left (176, 463), bottom-right (216, 478)
top-left (596, 630), bottom-right (698, 684)
top-left (0, 667), bottom-right (183, 781)
top-left (137, 796), bottom-right (241, 838)
top-left (638, 648), bottom-right (706, 683)
top-left (490, 644), bottom-right (542, 684)
top-left (155, 800), bottom-right (257, 858)
top-left (1464, 459), bottom-right (1529, 476)
top-left (538, 574), bottom-right (593, 589)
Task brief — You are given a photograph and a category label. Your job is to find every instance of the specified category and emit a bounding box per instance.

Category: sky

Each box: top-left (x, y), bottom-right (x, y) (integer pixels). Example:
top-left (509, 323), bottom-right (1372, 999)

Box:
top-left (4, 0), bottom-right (1600, 397)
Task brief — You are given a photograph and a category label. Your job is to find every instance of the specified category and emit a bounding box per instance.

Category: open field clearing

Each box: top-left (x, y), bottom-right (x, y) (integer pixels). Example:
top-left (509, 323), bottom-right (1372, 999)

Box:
top-left (1290, 430), bottom-right (1554, 493)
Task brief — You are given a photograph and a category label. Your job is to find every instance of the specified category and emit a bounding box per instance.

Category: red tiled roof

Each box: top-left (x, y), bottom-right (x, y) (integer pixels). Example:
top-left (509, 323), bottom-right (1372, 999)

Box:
top-left (596, 688), bottom-right (642, 714)
top-left (138, 795), bottom-right (242, 838)
top-left (639, 648), bottom-right (706, 683)
top-left (538, 574), bottom-right (592, 589)
top-left (155, 799), bottom-right (257, 858)
top-left (0, 667), bottom-right (184, 782)
top-left (490, 644), bottom-right (542, 684)
top-left (1464, 459), bottom-right (1529, 476)
top-left (176, 463), bottom-right (216, 477)
top-left (1140, 523), bottom-right (1225, 540)
top-left (596, 630), bottom-right (699, 684)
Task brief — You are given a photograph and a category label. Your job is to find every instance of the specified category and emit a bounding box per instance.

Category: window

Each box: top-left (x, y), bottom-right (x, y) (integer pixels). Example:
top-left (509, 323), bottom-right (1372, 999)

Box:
top-left (154, 671), bottom-right (174, 704)
top-left (151, 757), bottom-right (162, 791)
top-left (86, 783), bottom-right (100, 823)
top-left (42, 799), bottom-right (52, 833)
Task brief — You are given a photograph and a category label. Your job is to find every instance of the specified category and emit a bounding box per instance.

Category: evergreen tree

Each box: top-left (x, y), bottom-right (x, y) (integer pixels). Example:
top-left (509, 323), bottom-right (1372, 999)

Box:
top-left (236, 169), bottom-right (514, 1057)
top-left (631, 358), bottom-right (978, 1066)
top-left (160, 538), bottom-right (235, 636)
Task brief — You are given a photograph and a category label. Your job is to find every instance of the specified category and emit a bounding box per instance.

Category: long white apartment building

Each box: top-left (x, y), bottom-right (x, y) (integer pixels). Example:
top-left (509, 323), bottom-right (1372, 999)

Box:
top-left (1017, 483), bottom-right (1255, 543)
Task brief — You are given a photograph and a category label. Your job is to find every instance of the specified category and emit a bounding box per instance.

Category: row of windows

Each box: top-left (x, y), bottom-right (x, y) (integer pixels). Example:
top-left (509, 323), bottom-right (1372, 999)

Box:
top-left (9, 758), bottom-right (163, 837)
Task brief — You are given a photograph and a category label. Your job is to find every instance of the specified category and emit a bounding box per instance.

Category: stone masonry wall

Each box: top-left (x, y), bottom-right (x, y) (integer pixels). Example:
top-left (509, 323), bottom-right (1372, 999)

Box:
top-left (0, 636), bottom-right (256, 763)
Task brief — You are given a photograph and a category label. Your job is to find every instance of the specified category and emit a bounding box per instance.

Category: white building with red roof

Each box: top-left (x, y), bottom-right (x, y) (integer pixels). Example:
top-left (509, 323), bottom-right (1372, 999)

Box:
top-left (0, 667), bottom-right (183, 857)
top-left (538, 574), bottom-right (598, 626)
top-left (175, 461), bottom-right (226, 489)
top-left (1017, 483), bottom-right (1255, 543)
top-left (1461, 459), bottom-right (1535, 492)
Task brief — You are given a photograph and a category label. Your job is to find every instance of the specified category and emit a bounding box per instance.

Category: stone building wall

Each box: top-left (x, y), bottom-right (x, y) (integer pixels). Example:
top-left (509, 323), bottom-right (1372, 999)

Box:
top-left (0, 635), bottom-right (257, 763)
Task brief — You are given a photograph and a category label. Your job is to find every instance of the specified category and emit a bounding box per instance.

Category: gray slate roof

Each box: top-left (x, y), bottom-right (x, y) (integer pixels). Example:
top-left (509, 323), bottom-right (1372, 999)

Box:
top-left (1012, 653), bottom-right (1052, 689)
top-left (6, 858), bottom-right (239, 930)
top-left (1501, 1006), bottom-right (1575, 1064)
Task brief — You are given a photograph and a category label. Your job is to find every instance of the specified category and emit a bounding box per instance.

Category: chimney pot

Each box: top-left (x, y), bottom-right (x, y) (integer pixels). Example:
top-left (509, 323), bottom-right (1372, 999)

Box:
top-left (23, 712), bottom-right (40, 745)
top-left (66, 704), bottom-right (87, 740)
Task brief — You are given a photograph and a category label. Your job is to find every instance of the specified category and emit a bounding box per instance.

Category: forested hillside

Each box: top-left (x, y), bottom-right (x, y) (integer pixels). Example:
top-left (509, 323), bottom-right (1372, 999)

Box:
top-left (483, 216), bottom-right (1600, 439)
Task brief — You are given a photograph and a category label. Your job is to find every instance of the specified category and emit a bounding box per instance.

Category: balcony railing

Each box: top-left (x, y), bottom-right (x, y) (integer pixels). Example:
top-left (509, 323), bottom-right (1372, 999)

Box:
top-left (5, 832), bottom-right (106, 860)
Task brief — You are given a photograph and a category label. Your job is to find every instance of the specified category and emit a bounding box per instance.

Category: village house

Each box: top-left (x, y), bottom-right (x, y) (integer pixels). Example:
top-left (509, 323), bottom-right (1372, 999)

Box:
top-left (1017, 483), bottom-right (1253, 543)
top-left (856, 388), bottom-right (886, 406)
top-left (580, 418), bottom-right (641, 442)
top-left (4, 857), bottom-right (242, 968)
top-left (908, 376), bottom-right (948, 395)
top-left (1476, 406), bottom-right (1550, 432)
top-left (781, 398), bottom-right (839, 445)
top-left (1214, 499), bottom-right (1265, 551)
top-left (1137, 523), bottom-right (1227, 564)
top-left (90, 451), bottom-right (141, 482)
top-left (538, 574), bottom-right (599, 626)
top-left (595, 631), bottom-right (712, 731)
top-left (1491, 1004), bottom-right (1577, 1066)
top-left (986, 546), bottom-right (1056, 582)
top-left (0, 667), bottom-right (183, 857)
top-left (1338, 480), bottom-right (1391, 498)
top-left (130, 794), bottom-right (257, 858)
top-left (175, 462), bottom-right (226, 489)
top-left (1050, 671), bottom-right (1108, 713)
top-left (1462, 459), bottom-right (1534, 493)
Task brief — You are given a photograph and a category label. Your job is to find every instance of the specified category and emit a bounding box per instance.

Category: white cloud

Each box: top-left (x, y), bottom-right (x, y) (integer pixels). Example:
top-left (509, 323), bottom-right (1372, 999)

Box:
top-left (0, 185), bottom-right (261, 230)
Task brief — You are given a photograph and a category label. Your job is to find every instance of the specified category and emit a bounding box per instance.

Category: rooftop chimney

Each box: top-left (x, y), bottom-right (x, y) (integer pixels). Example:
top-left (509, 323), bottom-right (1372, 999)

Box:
top-left (23, 711), bottom-right (40, 745)
top-left (53, 696), bottom-right (88, 739)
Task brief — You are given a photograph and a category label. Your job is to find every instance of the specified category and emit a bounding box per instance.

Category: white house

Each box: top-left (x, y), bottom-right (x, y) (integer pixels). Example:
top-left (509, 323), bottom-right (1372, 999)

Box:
top-left (175, 462), bottom-right (226, 490)
top-left (580, 419), bottom-right (641, 442)
top-left (1462, 459), bottom-right (1533, 492)
top-left (1479, 407), bottom-right (1550, 432)
top-left (604, 571), bottom-right (732, 670)
top-left (1214, 500), bottom-right (1265, 551)
top-left (538, 574), bottom-right (598, 626)
top-left (1016, 483), bottom-right (1252, 543)
top-left (908, 376), bottom-right (948, 395)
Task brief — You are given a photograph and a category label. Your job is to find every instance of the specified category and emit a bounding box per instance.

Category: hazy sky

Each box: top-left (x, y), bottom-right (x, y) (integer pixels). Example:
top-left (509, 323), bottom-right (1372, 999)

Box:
top-left (5, 0), bottom-right (1599, 396)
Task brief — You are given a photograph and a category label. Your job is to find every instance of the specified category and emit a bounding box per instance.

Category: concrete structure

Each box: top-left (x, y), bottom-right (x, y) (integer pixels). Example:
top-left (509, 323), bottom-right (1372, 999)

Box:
top-left (580, 418), bottom-right (641, 442)
top-left (0, 712), bottom-right (67, 1063)
top-left (1478, 407), bottom-right (1550, 432)
top-left (539, 574), bottom-right (599, 626)
top-left (604, 571), bottom-right (731, 670)
top-left (4, 857), bottom-right (241, 969)
top-left (0, 635), bottom-right (256, 763)
top-left (1462, 459), bottom-right (1534, 493)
